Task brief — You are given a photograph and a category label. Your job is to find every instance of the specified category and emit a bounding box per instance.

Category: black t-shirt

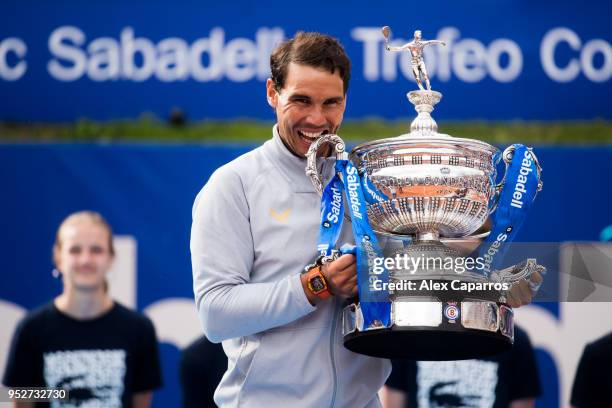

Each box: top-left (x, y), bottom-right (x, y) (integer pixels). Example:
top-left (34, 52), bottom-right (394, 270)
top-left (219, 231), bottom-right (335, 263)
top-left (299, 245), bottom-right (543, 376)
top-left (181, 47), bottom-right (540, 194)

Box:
top-left (179, 336), bottom-right (227, 408)
top-left (2, 302), bottom-right (163, 408)
top-left (386, 327), bottom-right (541, 408)
top-left (570, 331), bottom-right (612, 408)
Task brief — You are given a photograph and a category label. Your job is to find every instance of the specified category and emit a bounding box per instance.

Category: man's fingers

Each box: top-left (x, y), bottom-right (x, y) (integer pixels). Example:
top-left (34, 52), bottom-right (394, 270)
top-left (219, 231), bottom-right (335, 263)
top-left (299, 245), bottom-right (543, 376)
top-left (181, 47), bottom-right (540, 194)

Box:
top-left (335, 274), bottom-right (357, 296)
top-left (505, 269), bottom-right (544, 308)
top-left (338, 264), bottom-right (357, 281)
top-left (507, 280), bottom-right (532, 308)
top-left (345, 275), bottom-right (357, 288)
top-left (517, 280), bottom-right (533, 304)
top-left (529, 271), bottom-right (543, 292)
top-left (531, 271), bottom-right (543, 285)
top-left (344, 275), bottom-right (358, 297)
top-left (506, 288), bottom-right (521, 308)
top-left (322, 255), bottom-right (357, 299)
top-left (329, 254), bottom-right (356, 271)
top-left (326, 266), bottom-right (358, 298)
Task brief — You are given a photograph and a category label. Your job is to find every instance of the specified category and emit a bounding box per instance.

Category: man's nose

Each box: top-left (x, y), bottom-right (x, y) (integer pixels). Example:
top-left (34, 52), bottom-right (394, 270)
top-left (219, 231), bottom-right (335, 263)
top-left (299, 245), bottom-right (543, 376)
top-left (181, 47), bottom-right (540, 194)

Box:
top-left (307, 105), bottom-right (327, 127)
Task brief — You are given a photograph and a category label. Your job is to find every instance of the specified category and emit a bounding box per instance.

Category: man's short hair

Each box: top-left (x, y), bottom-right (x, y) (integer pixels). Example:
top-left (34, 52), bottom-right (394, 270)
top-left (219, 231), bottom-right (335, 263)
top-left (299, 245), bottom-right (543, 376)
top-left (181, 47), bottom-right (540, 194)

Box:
top-left (270, 31), bottom-right (351, 94)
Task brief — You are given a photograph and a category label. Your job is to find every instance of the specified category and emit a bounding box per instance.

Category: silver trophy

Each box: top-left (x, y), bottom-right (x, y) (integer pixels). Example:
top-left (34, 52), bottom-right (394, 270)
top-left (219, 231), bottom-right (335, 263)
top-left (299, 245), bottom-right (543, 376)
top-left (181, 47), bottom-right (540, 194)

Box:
top-left (305, 27), bottom-right (544, 360)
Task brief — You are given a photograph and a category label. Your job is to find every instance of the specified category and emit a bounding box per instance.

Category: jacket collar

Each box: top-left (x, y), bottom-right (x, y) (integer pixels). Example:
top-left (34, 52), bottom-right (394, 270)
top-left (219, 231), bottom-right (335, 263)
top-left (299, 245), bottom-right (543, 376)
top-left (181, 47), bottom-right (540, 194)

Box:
top-left (262, 125), bottom-right (335, 193)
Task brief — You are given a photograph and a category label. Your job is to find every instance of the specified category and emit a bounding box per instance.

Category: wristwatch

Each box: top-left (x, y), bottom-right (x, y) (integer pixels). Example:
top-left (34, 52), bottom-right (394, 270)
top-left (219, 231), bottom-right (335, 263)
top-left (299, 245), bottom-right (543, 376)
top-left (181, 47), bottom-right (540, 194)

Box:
top-left (303, 251), bottom-right (342, 300)
top-left (305, 265), bottom-right (333, 300)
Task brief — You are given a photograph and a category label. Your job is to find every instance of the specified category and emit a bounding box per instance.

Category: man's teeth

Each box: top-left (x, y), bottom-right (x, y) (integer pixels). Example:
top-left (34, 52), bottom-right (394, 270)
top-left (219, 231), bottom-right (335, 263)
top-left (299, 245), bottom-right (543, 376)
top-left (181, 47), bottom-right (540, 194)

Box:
top-left (299, 130), bottom-right (325, 140)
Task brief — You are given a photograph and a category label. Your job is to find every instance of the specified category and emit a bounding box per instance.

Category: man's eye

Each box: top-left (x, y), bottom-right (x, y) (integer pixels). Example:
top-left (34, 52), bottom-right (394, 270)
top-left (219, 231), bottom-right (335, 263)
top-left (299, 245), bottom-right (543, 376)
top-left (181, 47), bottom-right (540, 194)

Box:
top-left (293, 98), bottom-right (309, 104)
top-left (69, 247), bottom-right (81, 254)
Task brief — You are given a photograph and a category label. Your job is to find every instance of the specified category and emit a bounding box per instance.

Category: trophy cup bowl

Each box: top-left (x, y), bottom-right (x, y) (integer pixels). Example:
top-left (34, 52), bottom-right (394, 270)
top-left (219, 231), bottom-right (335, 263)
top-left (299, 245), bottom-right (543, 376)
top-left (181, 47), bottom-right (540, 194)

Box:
top-left (352, 131), bottom-right (498, 239)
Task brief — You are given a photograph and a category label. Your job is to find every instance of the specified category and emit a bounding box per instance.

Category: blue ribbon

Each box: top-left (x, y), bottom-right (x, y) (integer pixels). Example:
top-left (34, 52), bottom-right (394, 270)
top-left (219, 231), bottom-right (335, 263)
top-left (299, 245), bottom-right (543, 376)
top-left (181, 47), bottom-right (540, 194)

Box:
top-left (317, 159), bottom-right (391, 329)
top-left (318, 172), bottom-right (345, 256)
top-left (478, 144), bottom-right (541, 276)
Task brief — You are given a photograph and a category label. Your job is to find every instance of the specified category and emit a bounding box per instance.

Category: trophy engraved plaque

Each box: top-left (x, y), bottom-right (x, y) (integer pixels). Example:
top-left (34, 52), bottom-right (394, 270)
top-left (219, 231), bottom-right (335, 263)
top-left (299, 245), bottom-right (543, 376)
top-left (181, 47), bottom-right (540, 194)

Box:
top-left (305, 27), bottom-right (544, 360)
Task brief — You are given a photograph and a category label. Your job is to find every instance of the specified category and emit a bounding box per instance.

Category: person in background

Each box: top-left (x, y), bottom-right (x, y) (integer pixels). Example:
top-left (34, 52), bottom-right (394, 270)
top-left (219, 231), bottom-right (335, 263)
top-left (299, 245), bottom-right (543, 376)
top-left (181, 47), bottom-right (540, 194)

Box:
top-left (570, 331), bottom-right (612, 408)
top-left (380, 326), bottom-right (541, 408)
top-left (3, 211), bottom-right (162, 408)
top-left (179, 336), bottom-right (227, 408)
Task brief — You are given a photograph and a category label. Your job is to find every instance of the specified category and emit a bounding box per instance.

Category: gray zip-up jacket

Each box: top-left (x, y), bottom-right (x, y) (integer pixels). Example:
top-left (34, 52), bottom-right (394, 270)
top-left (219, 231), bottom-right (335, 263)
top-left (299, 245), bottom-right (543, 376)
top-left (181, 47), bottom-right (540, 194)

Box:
top-left (191, 126), bottom-right (390, 407)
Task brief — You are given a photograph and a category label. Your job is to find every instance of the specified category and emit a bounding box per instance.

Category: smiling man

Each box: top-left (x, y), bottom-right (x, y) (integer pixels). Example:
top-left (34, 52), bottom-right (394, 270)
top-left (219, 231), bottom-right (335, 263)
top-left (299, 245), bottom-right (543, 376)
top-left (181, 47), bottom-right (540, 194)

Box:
top-left (191, 32), bottom-right (389, 407)
top-left (267, 54), bottom-right (346, 158)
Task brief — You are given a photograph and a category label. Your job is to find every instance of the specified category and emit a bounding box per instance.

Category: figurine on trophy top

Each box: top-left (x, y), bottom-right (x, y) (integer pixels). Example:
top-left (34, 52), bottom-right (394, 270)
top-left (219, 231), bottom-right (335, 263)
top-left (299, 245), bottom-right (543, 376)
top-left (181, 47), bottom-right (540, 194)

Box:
top-left (382, 26), bottom-right (446, 135)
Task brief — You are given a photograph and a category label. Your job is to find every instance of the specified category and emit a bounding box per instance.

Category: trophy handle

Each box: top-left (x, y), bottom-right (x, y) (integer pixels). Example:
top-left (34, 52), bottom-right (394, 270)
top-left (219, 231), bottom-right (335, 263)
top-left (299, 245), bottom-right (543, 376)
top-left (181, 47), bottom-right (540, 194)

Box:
top-left (305, 134), bottom-right (347, 196)
top-left (491, 258), bottom-right (547, 303)
top-left (492, 145), bottom-right (544, 212)
top-left (530, 149), bottom-right (544, 193)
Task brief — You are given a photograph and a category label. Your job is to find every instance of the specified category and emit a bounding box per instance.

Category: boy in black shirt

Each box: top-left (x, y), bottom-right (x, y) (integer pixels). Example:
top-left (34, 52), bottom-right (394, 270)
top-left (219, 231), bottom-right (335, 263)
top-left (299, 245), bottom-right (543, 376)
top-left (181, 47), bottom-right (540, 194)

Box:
top-left (179, 336), bottom-right (227, 408)
top-left (3, 211), bottom-right (162, 407)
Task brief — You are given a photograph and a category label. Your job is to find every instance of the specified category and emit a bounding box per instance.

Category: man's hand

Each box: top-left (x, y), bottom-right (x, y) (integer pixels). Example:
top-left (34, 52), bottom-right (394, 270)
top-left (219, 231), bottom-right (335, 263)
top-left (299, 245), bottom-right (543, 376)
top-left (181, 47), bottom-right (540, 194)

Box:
top-left (506, 270), bottom-right (544, 307)
top-left (301, 254), bottom-right (358, 306)
top-left (322, 254), bottom-right (358, 299)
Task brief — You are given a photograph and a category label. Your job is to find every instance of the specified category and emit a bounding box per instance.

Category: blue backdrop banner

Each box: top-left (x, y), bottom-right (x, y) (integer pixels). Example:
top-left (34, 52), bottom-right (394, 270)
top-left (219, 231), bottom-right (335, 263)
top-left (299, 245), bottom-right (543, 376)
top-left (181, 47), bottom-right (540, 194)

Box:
top-left (0, 0), bottom-right (610, 121)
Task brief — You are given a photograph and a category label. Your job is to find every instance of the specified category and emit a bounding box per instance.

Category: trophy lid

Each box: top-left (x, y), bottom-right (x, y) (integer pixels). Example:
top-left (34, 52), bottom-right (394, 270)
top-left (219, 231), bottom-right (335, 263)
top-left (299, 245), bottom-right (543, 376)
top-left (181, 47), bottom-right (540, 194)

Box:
top-left (352, 88), bottom-right (497, 156)
top-left (351, 89), bottom-right (499, 159)
top-left (355, 27), bottom-right (499, 158)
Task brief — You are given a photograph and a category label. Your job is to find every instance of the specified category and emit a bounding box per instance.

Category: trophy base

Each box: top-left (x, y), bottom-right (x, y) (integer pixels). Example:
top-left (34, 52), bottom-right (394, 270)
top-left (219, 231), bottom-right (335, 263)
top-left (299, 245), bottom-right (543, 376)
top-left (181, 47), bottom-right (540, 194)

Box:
top-left (342, 299), bottom-right (514, 360)
top-left (344, 325), bottom-right (512, 360)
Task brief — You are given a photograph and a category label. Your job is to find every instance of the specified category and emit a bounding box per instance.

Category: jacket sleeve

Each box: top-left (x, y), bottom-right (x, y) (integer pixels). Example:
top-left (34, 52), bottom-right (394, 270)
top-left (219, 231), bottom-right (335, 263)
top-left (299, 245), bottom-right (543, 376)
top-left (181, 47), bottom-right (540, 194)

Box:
top-left (190, 166), bottom-right (316, 343)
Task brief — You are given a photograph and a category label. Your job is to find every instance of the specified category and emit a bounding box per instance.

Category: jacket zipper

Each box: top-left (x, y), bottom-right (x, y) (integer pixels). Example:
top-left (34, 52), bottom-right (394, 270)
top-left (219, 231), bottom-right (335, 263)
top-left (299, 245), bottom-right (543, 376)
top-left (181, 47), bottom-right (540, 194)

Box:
top-left (329, 300), bottom-right (339, 408)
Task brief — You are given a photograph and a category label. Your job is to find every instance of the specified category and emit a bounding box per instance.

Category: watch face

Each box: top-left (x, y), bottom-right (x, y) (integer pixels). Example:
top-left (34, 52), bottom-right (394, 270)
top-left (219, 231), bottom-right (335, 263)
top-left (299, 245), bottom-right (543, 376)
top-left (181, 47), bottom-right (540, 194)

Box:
top-left (311, 276), bottom-right (326, 292)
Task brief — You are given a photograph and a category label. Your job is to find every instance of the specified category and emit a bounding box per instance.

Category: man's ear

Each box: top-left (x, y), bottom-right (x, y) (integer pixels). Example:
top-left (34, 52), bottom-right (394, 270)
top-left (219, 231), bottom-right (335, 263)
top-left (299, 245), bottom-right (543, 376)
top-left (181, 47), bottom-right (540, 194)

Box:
top-left (266, 78), bottom-right (278, 109)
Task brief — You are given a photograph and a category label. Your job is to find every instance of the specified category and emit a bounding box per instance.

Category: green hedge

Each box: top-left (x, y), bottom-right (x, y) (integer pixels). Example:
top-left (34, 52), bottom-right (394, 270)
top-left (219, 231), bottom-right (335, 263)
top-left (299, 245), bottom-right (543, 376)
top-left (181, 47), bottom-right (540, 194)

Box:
top-left (1, 118), bottom-right (611, 144)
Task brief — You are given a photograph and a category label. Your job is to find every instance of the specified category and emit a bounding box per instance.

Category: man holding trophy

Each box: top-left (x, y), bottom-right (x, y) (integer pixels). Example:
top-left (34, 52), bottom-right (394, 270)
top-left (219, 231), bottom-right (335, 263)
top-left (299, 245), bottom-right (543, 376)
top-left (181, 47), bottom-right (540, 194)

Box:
top-left (191, 27), bottom-right (543, 407)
